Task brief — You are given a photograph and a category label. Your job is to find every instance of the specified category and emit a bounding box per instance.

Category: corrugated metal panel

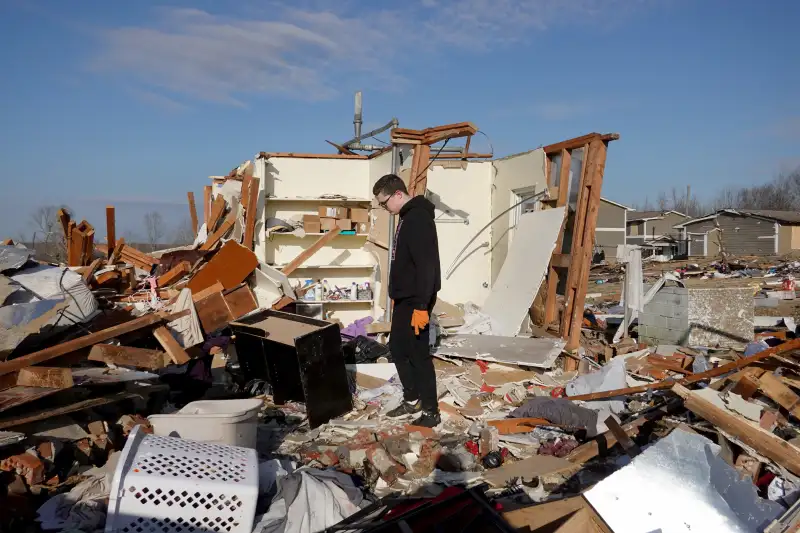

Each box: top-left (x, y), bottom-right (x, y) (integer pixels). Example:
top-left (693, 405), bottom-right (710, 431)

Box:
top-left (684, 213), bottom-right (775, 255)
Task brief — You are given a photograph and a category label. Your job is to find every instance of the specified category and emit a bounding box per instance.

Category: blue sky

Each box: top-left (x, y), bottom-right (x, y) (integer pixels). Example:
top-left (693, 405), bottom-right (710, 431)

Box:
top-left (1, 0), bottom-right (798, 242)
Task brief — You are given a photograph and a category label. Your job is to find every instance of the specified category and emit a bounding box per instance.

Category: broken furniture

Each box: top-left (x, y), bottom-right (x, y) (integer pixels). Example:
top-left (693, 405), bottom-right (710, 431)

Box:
top-left (230, 309), bottom-right (352, 428)
top-left (105, 425), bottom-right (259, 533)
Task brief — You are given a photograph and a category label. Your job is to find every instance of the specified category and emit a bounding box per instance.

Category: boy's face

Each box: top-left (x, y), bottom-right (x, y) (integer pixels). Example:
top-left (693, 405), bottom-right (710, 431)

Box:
top-left (376, 190), bottom-right (402, 215)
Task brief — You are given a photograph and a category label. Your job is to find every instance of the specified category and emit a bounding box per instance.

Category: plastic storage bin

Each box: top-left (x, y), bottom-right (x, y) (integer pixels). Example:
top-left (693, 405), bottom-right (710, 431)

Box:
top-left (147, 399), bottom-right (262, 448)
top-left (105, 425), bottom-right (258, 533)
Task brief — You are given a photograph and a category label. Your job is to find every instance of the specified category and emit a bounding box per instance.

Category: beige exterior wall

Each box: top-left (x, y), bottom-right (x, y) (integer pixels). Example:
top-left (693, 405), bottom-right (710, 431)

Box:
top-left (792, 226), bottom-right (800, 250)
top-left (779, 224), bottom-right (793, 254)
top-left (488, 149), bottom-right (547, 284)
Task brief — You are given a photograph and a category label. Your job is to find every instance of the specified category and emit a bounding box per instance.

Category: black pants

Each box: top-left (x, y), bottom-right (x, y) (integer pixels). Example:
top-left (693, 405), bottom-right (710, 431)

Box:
top-left (390, 297), bottom-right (438, 413)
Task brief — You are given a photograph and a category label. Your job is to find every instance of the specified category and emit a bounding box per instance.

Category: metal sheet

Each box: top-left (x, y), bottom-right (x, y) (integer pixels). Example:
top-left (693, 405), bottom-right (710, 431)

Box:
top-left (437, 334), bottom-right (564, 369)
top-left (585, 428), bottom-right (783, 533)
top-left (0, 245), bottom-right (32, 272)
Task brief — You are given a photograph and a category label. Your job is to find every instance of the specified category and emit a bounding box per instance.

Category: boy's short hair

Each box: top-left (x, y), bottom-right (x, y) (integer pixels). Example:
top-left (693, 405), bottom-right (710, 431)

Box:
top-left (373, 174), bottom-right (408, 197)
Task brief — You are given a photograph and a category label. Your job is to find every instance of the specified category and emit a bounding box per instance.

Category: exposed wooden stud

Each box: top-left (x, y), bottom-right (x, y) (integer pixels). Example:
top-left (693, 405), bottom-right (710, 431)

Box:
top-left (16, 367), bottom-right (74, 389)
top-left (243, 177), bottom-right (260, 250)
top-left (758, 372), bottom-right (800, 419)
top-left (282, 228), bottom-right (342, 276)
top-left (187, 192), bottom-right (199, 235)
top-left (156, 261), bottom-right (191, 287)
top-left (207, 195), bottom-right (226, 232)
top-left (106, 206), bottom-right (116, 258)
top-left (88, 344), bottom-right (170, 371)
top-left (410, 145), bottom-right (431, 197)
top-left (153, 326), bottom-right (191, 365)
top-left (542, 132), bottom-right (619, 154)
top-left (203, 185), bottom-right (212, 227)
top-left (199, 213), bottom-right (235, 251)
top-left (110, 237), bottom-right (125, 264)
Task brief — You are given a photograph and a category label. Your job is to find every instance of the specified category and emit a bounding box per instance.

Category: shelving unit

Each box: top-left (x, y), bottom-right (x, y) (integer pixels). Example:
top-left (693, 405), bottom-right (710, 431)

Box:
top-left (266, 196), bottom-right (372, 203)
top-left (298, 299), bottom-right (374, 305)
top-left (271, 232), bottom-right (368, 237)
top-left (271, 264), bottom-right (375, 270)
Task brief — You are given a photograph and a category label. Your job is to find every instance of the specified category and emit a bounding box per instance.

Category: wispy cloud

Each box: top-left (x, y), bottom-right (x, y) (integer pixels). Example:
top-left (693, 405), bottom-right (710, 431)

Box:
top-left (88, 1), bottom-right (663, 107)
top-left (128, 88), bottom-right (188, 112)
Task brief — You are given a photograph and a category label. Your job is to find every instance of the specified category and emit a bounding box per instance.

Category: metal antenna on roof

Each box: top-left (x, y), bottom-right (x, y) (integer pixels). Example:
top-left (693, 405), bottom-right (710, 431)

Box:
top-left (353, 91), bottom-right (363, 141)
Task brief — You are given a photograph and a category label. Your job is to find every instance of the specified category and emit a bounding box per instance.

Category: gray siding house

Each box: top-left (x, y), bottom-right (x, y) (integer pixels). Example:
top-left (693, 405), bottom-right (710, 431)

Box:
top-left (594, 198), bottom-right (630, 262)
top-left (676, 210), bottom-right (800, 257)
top-left (627, 210), bottom-right (691, 259)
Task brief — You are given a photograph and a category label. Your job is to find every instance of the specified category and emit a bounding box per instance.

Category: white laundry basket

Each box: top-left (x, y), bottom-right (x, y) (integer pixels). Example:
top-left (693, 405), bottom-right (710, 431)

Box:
top-left (105, 425), bottom-right (258, 533)
top-left (148, 399), bottom-right (263, 448)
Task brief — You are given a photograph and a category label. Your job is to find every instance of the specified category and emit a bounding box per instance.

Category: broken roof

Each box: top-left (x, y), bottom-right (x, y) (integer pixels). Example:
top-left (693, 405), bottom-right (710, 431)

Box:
top-left (676, 208), bottom-right (800, 228)
top-left (628, 210), bottom-right (690, 222)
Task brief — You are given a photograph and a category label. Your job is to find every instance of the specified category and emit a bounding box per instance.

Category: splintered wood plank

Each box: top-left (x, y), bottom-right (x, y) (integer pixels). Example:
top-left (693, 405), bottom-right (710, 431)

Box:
top-left (0, 310), bottom-right (189, 377)
top-left (156, 261), bottom-right (191, 287)
top-left (82, 258), bottom-right (103, 283)
top-left (240, 174), bottom-right (253, 214)
top-left (88, 344), bottom-right (170, 370)
top-left (673, 384), bottom-right (800, 476)
top-left (153, 326), bottom-right (191, 365)
top-left (109, 237), bottom-right (125, 264)
top-left (407, 147), bottom-right (423, 196)
top-left (187, 191), bottom-right (199, 235)
top-left (759, 372), bottom-right (800, 418)
top-left (187, 241), bottom-right (258, 294)
top-left (199, 213), bottom-right (235, 251)
top-left (106, 206), bottom-right (116, 258)
top-left (224, 284), bottom-right (258, 319)
top-left (282, 228), bottom-right (342, 276)
top-left (68, 223), bottom-right (81, 266)
top-left (57, 208), bottom-right (71, 241)
top-left (487, 418), bottom-right (551, 434)
top-left (243, 177), bottom-right (260, 250)
top-left (207, 195), bottom-right (226, 232)
top-left (81, 229), bottom-right (95, 266)
top-left (191, 281), bottom-right (225, 303)
top-left (203, 185), bottom-right (212, 227)
top-left (195, 291), bottom-right (234, 333)
top-left (16, 367), bottom-right (74, 389)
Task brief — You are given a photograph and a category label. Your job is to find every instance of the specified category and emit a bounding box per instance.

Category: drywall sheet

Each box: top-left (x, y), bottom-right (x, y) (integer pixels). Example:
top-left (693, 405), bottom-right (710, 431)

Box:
top-left (585, 429), bottom-right (782, 533)
top-left (480, 207), bottom-right (565, 337)
top-left (437, 334), bottom-right (564, 369)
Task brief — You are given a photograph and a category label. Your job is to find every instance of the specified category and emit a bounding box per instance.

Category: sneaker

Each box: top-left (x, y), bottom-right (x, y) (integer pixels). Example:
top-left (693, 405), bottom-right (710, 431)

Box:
top-left (412, 411), bottom-right (441, 428)
top-left (386, 401), bottom-right (422, 418)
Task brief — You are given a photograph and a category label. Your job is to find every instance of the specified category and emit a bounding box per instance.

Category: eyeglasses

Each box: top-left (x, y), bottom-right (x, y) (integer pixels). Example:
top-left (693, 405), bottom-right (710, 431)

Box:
top-left (378, 193), bottom-right (394, 210)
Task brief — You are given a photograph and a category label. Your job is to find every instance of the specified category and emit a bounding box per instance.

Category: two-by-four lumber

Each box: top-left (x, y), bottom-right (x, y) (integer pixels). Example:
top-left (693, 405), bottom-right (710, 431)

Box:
top-left (409, 145), bottom-right (431, 197)
top-left (673, 383), bottom-right (800, 476)
top-left (187, 192), bottom-right (199, 235)
top-left (758, 372), bottom-right (800, 419)
top-left (567, 338), bottom-right (800, 402)
top-left (106, 206), bottom-right (116, 258)
top-left (57, 209), bottom-right (71, 242)
top-left (203, 185), bottom-right (212, 227)
top-left (240, 175), bottom-right (253, 215)
top-left (0, 310), bottom-right (189, 377)
top-left (157, 261), bottom-right (191, 287)
top-left (199, 213), bottom-right (236, 251)
top-left (207, 195), bottom-right (227, 233)
top-left (152, 326), bottom-right (191, 365)
top-left (16, 367), bottom-right (74, 389)
top-left (243, 177), bottom-right (260, 250)
top-left (543, 149), bottom-right (572, 328)
top-left (110, 237), bottom-right (125, 264)
top-left (282, 228), bottom-right (342, 276)
top-left (542, 132), bottom-right (620, 154)
top-left (82, 258), bottom-right (103, 283)
top-left (89, 344), bottom-right (170, 370)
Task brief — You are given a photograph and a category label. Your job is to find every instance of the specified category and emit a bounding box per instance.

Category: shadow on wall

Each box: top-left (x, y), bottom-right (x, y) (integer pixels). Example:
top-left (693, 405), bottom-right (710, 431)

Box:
top-left (426, 190), bottom-right (470, 221)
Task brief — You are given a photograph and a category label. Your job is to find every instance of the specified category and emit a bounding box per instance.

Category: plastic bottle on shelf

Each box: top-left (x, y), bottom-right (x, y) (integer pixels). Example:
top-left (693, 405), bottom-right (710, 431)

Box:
top-left (350, 282), bottom-right (358, 300)
top-left (314, 280), bottom-right (324, 301)
top-left (322, 279), bottom-right (331, 300)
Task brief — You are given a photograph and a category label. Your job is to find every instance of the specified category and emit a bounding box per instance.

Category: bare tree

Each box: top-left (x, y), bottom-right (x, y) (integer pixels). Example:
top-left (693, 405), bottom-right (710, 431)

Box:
top-left (172, 218), bottom-right (195, 245)
top-left (29, 205), bottom-right (71, 262)
top-left (143, 212), bottom-right (165, 251)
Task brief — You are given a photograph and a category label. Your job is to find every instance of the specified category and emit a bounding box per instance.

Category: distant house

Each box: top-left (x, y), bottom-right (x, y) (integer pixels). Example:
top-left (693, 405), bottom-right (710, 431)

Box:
top-left (627, 210), bottom-right (692, 259)
top-left (675, 209), bottom-right (800, 257)
top-left (594, 198), bottom-right (631, 262)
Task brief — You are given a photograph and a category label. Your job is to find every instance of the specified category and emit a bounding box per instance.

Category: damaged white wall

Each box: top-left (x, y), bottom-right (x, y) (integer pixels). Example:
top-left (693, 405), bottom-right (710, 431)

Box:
top-left (489, 150), bottom-right (548, 284)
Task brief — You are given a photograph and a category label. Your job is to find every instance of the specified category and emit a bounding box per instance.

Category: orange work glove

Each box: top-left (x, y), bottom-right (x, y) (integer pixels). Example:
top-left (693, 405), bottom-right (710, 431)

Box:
top-left (411, 309), bottom-right (429, 335)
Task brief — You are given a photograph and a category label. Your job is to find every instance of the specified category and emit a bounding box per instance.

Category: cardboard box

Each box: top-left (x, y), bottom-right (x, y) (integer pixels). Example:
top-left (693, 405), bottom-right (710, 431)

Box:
top-left (355, 221), bottom-right (370, 234)
top-left (350, 207), bottom-right (370, 223)
top-left (318, 206), bottom-right (349, 219)
top-left (320, 217), bottom-right (337, 231)
top-left (336, 219), bottom-right (352, 231)
top-left (303, 214), bottom-right (321, 233)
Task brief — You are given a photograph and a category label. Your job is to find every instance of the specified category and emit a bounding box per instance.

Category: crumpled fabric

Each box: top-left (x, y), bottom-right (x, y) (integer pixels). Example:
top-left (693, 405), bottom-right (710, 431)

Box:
top-left (511, 397), bottom-right (598, 430)
top-left (253, 468), bottom-right (366, 533)
top-left (37, 474), bottom-right (110, 531)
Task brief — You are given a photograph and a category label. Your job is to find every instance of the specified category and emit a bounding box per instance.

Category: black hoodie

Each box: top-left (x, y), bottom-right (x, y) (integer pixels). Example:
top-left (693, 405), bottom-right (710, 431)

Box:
top-left (389, 196), bottom-right (441, 310)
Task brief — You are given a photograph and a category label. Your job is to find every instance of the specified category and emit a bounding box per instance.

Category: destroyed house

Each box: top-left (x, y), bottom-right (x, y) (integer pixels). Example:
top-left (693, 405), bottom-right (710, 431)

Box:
top-left (593, 197), bottom-right (631, 262)
top-left (626, 209), bottom-right (690, 259)
top-left (676, 209), bottom-right (800, 257)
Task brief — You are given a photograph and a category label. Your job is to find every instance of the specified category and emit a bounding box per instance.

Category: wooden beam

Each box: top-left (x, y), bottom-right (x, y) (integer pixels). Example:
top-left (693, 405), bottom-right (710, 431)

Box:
top-left (82, 258), bottom-right (103, 284)
top-left (16, 367), bottom-right (73, 389)
top-left (550, 253), bottom-right (571, 268)
top-left (68, 223), bottom-right (82, 266)
top-left (187, 192), bottom-right (199, 235)
top-left (604, 415), bottom-right (641, 457)
top-left (199, 213), bottom-right (235, 251)
top-left (191, 281), bottom-right (225, 303)
top-left (203, 185), bottom-right (212, 227)
top-left (567, 338), bottom-right (800, 402)
top-left (758, 372), bottom-right (800, 419)
top-left (57, 209), bottom-right (71, 241)
top-left (156, 261), bottom-right (191, 287)
top-left (109, 237), bottom-right (125, 264)
top-left (258, 151), bottom-right (368, 160)
top-left (673, 384), bottom-right (800, 476)
top-left (487, 418), bottom-right (552, 434)
top-left (325, 140), bottom-right (358, 156)
top-left (410, 145), bottom-right (431, 197)
top-left (243, 177), bottom-right (260, 250)
top-left (153, 326), bottom-right (191, 365)
top-left (542, 132), bottom-right (619, 154)
top-left (105, 206), bottom-right (115, 258)
top-left (0, 310), bottom-right (188, 377)
top-left (240, 174), bottom-right (253, 216)
top-left (89, 344), bottom-right (170, 370)
top-left (207, 195), bottom-right (226, 232)
top-left (281, 228), bottom-right (342, 276)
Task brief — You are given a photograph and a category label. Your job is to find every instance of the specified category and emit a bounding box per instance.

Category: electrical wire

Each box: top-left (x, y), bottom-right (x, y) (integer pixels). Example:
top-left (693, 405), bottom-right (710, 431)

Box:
top-left (370, 135), bottom-right (389, 146)
top-left (412, 138), bottom-right (450, 185)
top-left (475, 130), bottom-right (494, 156)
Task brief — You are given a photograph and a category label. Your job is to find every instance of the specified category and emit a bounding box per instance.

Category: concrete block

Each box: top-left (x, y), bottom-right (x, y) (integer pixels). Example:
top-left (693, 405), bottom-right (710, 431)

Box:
top-left (642, 314), bottom-right (667, 328)
top-left (666, 317), bottom-right (687, 331)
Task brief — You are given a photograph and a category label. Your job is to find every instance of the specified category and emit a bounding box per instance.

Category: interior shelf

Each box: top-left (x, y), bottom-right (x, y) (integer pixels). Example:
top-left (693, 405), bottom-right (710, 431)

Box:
top-left (271, 264), bottom-right (375, 270)
top-left (266, 196), bottom-right (371, 203)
